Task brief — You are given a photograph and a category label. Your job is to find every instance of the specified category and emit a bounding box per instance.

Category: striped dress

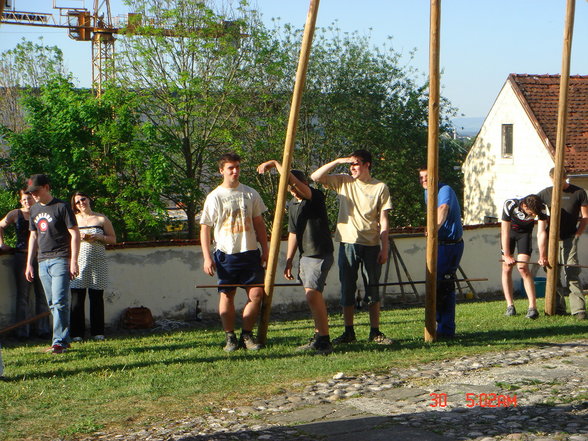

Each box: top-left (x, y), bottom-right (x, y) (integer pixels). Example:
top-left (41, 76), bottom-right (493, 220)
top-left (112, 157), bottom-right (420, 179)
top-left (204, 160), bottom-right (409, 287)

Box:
top-left (71, 226), bottom-right (108, 290)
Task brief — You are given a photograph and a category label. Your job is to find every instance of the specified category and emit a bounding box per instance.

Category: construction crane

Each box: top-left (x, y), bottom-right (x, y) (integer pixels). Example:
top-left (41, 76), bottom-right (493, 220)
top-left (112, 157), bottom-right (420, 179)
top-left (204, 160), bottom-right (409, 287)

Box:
top-left (0, 0), bottom-right (124, 96)
top-left (0, 1), bottom-right (243, 96)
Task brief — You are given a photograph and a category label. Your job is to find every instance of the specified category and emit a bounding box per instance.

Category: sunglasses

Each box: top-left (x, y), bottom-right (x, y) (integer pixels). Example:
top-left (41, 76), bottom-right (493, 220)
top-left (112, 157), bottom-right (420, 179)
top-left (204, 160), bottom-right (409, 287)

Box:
top-left (75, 197), bottom-right (88, 205)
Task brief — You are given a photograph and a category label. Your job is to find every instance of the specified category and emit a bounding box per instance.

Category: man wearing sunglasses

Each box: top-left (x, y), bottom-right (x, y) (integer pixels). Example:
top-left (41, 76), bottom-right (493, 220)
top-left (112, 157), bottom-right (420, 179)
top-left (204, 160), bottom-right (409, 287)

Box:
top-left (311, 150), bottom-right (393, 345)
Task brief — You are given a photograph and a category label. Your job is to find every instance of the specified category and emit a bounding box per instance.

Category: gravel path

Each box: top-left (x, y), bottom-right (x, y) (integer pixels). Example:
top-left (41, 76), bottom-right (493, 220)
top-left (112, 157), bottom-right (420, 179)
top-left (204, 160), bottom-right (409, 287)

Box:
top-left (84, 340), bottom-right (588, 441)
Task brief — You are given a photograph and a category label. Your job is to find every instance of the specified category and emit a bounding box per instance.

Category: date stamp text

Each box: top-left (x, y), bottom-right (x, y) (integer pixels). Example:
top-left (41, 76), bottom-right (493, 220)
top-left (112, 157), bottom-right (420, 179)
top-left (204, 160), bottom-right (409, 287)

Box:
top-left (429, 392), bottom-right (517, 408)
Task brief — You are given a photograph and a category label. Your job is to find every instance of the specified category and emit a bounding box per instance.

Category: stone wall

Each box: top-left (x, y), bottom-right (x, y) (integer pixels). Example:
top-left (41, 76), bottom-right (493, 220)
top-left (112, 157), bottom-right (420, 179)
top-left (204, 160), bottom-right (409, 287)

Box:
top-left (1, 224), bottom-right (585, 329)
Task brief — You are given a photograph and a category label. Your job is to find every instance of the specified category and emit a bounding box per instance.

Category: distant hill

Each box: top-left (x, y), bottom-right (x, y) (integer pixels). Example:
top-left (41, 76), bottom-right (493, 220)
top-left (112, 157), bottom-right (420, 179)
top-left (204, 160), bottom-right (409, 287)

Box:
top-left (451, 117), bottom-right (484, 137)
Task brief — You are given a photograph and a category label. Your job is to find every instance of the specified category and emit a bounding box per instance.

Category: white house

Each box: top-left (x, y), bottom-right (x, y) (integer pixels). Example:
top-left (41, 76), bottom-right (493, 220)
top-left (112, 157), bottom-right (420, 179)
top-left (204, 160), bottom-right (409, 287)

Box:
top-left (463, 74), bottom-right (588, 224)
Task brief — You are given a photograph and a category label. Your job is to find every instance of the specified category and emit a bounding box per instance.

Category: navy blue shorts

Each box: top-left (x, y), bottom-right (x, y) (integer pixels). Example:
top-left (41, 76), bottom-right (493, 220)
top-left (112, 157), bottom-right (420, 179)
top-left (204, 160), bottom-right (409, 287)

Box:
top-left (214, 249), bottom-right (265, 293)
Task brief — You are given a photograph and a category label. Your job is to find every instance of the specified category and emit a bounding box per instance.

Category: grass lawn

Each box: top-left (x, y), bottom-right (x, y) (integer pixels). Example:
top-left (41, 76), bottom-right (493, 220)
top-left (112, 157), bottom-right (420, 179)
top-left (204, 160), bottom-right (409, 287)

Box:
top-left (1, 297), bottom-right (586, 440)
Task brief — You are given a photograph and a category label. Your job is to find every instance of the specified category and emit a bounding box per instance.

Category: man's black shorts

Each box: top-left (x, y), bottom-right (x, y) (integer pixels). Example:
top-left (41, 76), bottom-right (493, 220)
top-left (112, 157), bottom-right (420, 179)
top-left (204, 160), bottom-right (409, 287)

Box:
top-left (503, 230), bottom-right (532, 256)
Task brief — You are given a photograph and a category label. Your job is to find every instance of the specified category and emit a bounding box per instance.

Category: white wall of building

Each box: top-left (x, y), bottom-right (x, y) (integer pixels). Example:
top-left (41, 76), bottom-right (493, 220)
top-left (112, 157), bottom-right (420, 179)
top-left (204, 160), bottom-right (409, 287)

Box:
top-left (463, 80), bottom-right (554, 224)
top-left (2, 227), bottom-right (586, 330)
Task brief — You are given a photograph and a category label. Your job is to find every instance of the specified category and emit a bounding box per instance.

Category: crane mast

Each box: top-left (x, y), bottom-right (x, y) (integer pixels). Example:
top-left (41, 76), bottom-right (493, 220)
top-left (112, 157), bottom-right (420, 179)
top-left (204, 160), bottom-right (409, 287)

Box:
top-left (1, 1), bottom-right (244, 96)
top-left (1, 0), bottom-right (118, 96)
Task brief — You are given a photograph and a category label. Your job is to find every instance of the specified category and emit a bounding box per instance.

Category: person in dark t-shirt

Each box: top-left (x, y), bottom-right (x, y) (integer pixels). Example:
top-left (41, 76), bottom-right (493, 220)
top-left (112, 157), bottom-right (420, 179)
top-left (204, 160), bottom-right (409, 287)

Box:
top-left (500, 195), bottom-right (548, 319)
top-left (537, 168), bottom-right (588, 319)
top-left (0, 189), bottom-right (49, 339)
top-left (258, 160), bottom-right (333, 355)
top-left (25, 174), bottom-right (80, 353)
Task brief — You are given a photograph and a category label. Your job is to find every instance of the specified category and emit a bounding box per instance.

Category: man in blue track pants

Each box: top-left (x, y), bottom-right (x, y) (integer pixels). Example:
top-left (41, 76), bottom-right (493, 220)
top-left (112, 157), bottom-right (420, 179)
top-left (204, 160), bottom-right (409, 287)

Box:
top-left (419, 167), bottom-right (464, 338)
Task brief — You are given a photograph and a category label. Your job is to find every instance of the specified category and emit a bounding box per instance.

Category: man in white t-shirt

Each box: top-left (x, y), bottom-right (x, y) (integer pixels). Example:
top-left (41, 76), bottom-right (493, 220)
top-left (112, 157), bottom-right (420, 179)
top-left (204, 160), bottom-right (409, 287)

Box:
top-left (200, 153), bottom-right (269, 351)
top-left (311, 149), bottom-right (394, 345)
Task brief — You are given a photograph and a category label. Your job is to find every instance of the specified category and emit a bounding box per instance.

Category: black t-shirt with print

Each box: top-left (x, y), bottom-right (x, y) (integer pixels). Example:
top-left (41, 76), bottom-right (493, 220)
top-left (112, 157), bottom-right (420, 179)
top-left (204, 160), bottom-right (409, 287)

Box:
top-left (501, 198), bottom-right (547, 234)
top-left (288, 187), bottom-right (334, 258)
top-left (537, 184), bottom-right (588, 239)
top-left (29, 198), bottom-right (77, 261)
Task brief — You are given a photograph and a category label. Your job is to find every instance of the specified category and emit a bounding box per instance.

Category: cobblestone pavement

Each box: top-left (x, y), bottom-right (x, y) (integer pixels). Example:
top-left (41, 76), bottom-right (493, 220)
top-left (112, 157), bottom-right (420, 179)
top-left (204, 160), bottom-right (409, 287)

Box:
top-left (85, 340), bottom-right (588, 441)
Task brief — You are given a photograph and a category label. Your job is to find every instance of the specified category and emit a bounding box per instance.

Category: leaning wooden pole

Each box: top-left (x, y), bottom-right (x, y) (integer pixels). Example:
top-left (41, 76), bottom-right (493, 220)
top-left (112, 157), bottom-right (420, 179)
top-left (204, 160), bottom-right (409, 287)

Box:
top-left (425, 0), bottom-right (441, 342)
top-left (545, 0), bottom-right (575, 316)
top-left (257, 0), bottom-right (320, 345)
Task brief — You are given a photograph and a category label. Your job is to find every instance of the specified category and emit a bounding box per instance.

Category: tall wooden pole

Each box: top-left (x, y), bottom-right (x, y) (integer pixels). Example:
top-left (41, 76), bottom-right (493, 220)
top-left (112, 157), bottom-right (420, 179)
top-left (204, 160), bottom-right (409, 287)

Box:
top-left (425, 0), bottom-right (441, 342)
top-left (257, 0), bottom-right (320, 344)
top-left (545, 0), bottom-right (575, 316)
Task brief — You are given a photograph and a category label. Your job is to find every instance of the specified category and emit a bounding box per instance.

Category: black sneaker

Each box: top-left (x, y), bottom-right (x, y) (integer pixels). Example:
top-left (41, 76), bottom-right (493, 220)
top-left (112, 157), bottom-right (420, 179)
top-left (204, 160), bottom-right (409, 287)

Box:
top-left (296, 333), bottom-right (318, 351)
top-left (313, 339), bottom-right (334, 355)
top-left (573, 311), bottom-right (587, 321)
top-left (332, 331), bottom-right (357, 344)
top-left (239, 333), bottom-right (261, 351)
top-left (368, 331), bottom-right (394, 345)
top-left (505, 305), bottom-right (517, 316)
top-left (223, 333), bottom-right (238, 352)
top-left (526, 308), bottom-right (539, 320)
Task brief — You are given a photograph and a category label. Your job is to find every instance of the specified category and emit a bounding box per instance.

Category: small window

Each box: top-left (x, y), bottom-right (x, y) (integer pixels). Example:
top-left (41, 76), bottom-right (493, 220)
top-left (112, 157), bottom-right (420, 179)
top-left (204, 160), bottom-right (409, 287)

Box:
top-left (502, 124), bottom-right (513, 157)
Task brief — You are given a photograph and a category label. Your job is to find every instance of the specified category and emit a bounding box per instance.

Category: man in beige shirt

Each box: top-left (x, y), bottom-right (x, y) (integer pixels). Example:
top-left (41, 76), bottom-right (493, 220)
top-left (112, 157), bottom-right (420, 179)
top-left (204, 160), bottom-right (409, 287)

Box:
top-left (311, 150), bottom-right (393, 345)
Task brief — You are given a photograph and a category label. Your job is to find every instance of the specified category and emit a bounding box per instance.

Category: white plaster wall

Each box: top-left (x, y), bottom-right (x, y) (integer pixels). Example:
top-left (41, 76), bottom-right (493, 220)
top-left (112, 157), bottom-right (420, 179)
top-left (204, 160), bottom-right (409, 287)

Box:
top-left (463, 80), bottom-right (554, 224)
top-left (1, 228), bottom-right (586, 329)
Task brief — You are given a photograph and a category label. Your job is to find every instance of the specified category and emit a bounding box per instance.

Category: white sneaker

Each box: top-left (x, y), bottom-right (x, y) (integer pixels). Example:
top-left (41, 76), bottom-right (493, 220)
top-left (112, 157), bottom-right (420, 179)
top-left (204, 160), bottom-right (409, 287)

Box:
top-left (92, 335), bottom-right (105, 341)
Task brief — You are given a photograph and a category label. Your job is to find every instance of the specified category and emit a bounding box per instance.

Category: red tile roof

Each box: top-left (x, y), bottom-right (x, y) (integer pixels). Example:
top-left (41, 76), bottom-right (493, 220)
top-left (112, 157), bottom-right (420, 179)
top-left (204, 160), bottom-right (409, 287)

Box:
top-left (509, 74), bottom-right (588, 173)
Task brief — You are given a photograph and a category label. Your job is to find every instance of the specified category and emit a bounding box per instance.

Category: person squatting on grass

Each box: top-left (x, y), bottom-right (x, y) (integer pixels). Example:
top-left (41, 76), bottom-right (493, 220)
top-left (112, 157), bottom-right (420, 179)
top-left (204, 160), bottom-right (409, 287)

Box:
top-left (70, 192), bottom-right (117, 342)
top-left (200, 153), bottom-right (269, 352)
top-left (0, 188), bottom-right (50, 340)
top-left (537, 168), bottom-right (588, 320)
top-left (25, 174), bottom-right (80, 354)
top-left (257, 160), bottom-right (334, 355)
top-left (419, 168), bottom-right (464, 338)
top-left (311, 150), bottom-right (394, 345)
top-left (500, 195), bottom-right (548, 320)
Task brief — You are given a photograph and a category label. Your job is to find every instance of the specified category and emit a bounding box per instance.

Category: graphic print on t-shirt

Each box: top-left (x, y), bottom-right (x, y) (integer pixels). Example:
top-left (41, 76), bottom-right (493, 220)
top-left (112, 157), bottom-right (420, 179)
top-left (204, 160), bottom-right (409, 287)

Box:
top-left (34, 212), bottom-right (54, 233)
top-left (220, 194), bottom-right (252, 235)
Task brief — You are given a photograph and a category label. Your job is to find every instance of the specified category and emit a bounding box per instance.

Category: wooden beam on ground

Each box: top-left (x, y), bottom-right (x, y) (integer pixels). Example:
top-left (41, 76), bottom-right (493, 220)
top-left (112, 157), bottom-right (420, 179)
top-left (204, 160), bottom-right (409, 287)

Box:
top-left (545, 0), bottom-right (576, 316)
top-left (197, 283), bottom-right (302, 289)
top-left (257, 0), bottom-right (320, 345)
top-left (425, 0), bottom-right (441, 343)
top-left (371, 278), bottom-right (487, 287)
top-left (499, 259), bottom-right (588, 269)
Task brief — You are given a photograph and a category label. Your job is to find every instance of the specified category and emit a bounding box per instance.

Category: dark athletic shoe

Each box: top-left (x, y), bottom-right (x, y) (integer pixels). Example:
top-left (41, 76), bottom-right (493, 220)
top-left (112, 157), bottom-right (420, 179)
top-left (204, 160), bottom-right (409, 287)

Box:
top-left (368, 331), bottom-right (394, 345)
top-left (296, 333), bottom-right (318, 351)
top-left (223, 333), bottom-right (239, 352)
top-left (297, 335), bottom-right (333, 355)
top-left (573, 312), bottom-right (587, 321)
top-left (505, 305), bottom-right (517, 316)
top-left (332, 331), bottom-right (357, 344)
top-left (313, 339), bottom-right (334, 355)
top-left (239, 333), bottom-right (261, 351)
top-left (526, 308), bottom-right (539, 320)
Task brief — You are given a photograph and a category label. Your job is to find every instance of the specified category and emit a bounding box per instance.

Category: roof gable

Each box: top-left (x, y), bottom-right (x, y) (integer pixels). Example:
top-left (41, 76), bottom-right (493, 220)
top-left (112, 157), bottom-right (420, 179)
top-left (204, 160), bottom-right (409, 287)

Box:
top-left (509, 74), bottom-right (588, 174)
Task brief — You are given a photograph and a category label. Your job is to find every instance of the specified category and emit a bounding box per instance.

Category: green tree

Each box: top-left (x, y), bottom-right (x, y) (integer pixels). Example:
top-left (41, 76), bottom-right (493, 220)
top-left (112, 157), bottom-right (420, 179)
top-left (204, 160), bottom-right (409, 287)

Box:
top-left (116, 0), bottom-right (287, 238)
top-left (2, 78), bottom-right (166, 241)
top-left (0, 37), bottom-right (68, 133)
top-left (251, 23), bottom-right (460, 230)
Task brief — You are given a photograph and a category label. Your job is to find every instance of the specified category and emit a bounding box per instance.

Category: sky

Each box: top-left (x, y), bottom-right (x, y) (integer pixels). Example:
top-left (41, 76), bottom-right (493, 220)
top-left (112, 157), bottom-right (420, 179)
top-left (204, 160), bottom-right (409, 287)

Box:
top-left (1, 0), bottom-right (587, 119)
